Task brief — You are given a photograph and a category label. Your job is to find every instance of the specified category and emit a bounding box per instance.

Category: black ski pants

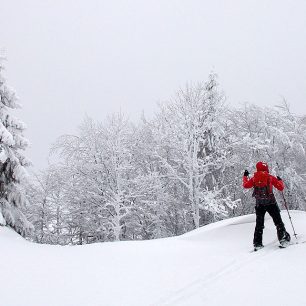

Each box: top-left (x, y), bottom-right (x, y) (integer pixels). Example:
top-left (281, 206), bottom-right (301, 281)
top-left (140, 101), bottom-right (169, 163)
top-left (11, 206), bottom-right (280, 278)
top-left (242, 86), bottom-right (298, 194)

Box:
top-left (253, 203), bottom-right (289, 246)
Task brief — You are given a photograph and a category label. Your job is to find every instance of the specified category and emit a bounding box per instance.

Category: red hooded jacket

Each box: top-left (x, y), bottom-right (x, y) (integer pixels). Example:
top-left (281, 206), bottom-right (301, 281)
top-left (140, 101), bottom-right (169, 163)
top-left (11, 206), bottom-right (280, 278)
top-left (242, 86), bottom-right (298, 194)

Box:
top-left (243, 162), bottom-right (284, 193)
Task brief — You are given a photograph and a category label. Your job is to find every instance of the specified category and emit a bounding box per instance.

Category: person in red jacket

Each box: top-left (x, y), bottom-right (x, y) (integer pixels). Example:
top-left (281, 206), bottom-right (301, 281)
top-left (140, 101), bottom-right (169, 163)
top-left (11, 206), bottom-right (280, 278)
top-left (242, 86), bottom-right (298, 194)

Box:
top-left (243, 161), bottom-right (290, 250)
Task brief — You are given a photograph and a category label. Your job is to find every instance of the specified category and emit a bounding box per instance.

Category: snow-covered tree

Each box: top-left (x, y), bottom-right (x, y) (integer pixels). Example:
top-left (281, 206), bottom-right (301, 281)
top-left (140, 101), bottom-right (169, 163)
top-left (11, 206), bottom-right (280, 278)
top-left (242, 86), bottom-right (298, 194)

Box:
top-left (52, 114), bottom-right (138, 242)
top-left (26, 166), bottom-right (68, 244)
top-left (152, 74), bottom-right (237, 229)
top-left (0, 56), bottom-right (32, 235)
top-left (51, 117), bottom-right (110, 244)
top-left (226, 101), bottom-right (306, 215)
top-left (264, 102), bottom-right (306, 210)
top-left (124, 117), bottom-right (185, 239)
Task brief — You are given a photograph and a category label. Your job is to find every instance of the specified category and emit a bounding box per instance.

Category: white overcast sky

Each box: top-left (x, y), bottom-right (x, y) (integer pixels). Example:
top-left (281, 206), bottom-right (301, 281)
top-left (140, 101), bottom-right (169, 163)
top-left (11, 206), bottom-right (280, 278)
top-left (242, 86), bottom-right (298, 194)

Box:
top-left (1, 0), bottom-right (306, 169)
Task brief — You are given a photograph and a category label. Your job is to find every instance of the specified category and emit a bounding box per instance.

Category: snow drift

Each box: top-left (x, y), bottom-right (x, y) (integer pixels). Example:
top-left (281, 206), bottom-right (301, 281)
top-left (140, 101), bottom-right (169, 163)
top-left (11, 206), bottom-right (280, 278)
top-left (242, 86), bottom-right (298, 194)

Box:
top-left (1, 210), bottom-right (306, 306)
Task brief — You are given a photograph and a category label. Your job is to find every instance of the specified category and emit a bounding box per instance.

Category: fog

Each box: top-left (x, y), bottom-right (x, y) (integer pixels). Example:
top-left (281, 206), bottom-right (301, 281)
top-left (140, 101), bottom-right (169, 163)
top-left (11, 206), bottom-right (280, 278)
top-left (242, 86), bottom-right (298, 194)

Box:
top-left (1, 0), bottom-right (306, 169)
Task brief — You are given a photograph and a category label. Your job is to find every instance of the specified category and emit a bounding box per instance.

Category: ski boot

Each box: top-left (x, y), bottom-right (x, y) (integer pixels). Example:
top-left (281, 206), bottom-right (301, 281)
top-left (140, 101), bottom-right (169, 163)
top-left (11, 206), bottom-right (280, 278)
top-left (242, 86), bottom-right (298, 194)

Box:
top-left (254, 244), bottom-right (264, 252)
top-left (279, 232), bottom-right (291, 248)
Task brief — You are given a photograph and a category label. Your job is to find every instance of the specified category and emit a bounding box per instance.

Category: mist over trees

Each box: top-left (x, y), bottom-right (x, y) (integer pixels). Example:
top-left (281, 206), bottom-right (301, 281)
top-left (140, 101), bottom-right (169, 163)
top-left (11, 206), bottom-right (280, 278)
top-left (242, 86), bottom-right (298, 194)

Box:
top-left (23, 74), bottom-right (306, 245)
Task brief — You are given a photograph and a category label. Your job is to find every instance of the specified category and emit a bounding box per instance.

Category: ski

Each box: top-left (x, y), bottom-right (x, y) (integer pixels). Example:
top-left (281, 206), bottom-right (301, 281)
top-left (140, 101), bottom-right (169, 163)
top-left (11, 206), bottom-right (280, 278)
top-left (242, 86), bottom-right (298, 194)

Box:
top-left (250, 246), bottom-right (264, 252)
top-left (279, 245), bottom-right (288, 249)
top-left (279, 240), bottom-right (290, 248)
top-left (279, 240), bottom-right (306, 248)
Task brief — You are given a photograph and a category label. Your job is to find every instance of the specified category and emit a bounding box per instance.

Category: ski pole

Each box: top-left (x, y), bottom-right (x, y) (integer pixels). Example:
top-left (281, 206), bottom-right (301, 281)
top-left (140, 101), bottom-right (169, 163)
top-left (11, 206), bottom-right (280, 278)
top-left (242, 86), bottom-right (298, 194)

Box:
top-left (281, 191), bottom-right (298, 242)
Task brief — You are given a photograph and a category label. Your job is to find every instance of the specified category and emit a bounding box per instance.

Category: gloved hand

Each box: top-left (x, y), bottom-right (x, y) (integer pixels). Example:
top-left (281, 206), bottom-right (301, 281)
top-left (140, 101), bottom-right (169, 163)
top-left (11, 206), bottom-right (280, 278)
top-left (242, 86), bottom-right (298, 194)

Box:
top-left (276, 176), bottom-right (282, 180)
top-left (244, 170), bottom-right (249, 177)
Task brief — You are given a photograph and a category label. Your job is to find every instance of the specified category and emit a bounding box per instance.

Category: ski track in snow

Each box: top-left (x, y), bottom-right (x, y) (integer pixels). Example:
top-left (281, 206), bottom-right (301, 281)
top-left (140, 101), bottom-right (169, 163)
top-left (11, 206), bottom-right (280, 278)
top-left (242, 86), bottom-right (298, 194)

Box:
top-left (153, 240), bottom-right (280, 306)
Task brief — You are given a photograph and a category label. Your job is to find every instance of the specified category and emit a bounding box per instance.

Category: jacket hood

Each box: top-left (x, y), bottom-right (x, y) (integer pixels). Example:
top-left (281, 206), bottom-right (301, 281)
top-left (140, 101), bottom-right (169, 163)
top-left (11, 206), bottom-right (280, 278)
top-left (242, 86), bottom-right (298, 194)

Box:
top-left (256, 161), bottom-right (269, 173)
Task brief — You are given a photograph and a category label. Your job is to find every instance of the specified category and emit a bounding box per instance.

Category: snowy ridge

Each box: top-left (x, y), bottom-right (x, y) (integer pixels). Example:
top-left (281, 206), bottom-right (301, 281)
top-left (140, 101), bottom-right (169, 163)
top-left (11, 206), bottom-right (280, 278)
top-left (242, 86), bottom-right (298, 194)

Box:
top-left (1, 211), bottom-right (306, 306)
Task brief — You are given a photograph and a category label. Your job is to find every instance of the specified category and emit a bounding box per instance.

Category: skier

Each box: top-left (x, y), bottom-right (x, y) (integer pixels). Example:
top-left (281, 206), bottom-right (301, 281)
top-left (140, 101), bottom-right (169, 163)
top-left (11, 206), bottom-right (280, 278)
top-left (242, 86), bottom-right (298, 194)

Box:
top-left (243, 161), bottom-right (291, 251)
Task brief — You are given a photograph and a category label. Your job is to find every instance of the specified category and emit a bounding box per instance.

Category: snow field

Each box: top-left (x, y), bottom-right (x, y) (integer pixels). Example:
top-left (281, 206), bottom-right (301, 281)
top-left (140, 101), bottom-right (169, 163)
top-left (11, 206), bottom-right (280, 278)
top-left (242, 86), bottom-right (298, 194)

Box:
top-left (1, 210), bottom-right (306, 306)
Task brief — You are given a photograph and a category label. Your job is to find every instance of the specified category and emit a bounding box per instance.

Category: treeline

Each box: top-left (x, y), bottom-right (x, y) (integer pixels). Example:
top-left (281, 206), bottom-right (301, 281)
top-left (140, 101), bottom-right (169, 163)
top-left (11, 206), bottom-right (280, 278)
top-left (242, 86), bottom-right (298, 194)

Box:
top-left (24, 74), bottom-right (306, 245)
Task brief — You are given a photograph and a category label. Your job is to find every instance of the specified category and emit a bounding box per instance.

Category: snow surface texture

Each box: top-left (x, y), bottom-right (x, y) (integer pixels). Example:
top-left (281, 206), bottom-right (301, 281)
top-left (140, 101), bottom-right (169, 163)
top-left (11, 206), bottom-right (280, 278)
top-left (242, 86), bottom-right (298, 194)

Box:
top-left (1, 210), bottom-right (306, 306)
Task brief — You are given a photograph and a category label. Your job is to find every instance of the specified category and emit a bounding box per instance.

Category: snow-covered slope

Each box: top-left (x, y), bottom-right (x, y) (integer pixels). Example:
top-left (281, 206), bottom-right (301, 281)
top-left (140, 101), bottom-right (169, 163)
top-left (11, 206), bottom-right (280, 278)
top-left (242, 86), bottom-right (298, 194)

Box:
top-left (1, 211), bottom-right (306, 306)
